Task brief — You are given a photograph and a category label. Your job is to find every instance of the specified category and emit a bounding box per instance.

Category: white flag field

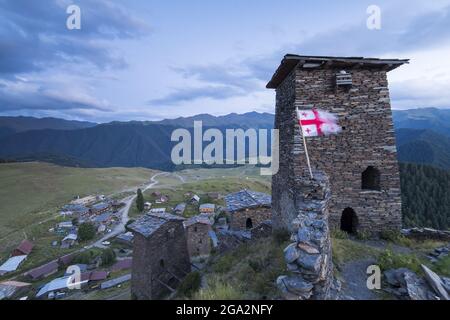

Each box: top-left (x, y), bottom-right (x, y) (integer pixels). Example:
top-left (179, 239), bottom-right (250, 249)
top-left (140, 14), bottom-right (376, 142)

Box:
top-left (295, 107), bottom-right (342, 178)
top-left (296, 108), bottom-right (342, 137)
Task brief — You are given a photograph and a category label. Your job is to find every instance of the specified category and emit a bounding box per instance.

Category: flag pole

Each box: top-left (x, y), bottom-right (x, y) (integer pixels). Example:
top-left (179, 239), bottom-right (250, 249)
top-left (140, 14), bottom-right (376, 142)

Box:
top-left (296, 107), bottom-right (314, 179)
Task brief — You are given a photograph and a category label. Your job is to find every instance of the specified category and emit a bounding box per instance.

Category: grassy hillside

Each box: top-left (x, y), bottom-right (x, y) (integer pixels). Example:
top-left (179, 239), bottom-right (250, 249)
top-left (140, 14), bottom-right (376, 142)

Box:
top-left (0, 162), bottom-right (156, 253)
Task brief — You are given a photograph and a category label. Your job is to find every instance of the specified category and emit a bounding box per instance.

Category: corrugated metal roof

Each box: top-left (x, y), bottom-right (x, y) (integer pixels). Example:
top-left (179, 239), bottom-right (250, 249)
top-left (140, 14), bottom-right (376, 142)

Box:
top-left (266, 54), bottom-right (409, 89)
top-left (14, 240), bottom-right (34, 255)
top-left (100, 274), bottom-right (131, 289)
top-left (0, 255), bottom-right (27, 273)
top-left (26, 260), bottom-right (59, 279)
top-left (225, 189), bottom-right (271, 212)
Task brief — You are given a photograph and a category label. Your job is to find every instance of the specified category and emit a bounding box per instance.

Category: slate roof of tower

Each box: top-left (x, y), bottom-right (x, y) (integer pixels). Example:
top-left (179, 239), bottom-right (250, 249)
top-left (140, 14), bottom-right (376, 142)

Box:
top-left (225, 189), bottom-right (271, 212)
top-left (266, 54), bottom-right (409, 89)
top-left (128, 212), bottom-right (185, 238)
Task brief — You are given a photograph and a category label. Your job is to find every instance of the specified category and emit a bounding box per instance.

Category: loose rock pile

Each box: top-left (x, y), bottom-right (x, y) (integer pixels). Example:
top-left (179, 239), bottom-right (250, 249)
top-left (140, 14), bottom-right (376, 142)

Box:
top-left (277, 172), bottom-right (334, 300)
top-left (401, 228), bottom-right (450, 241)
top-left (383, 264), bottom-right (449, 300)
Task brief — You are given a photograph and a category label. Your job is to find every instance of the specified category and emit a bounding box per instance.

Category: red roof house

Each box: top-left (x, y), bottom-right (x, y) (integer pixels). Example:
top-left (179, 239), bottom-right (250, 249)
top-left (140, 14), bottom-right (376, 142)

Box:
top-left (12, 240), bottom-right (34, 257)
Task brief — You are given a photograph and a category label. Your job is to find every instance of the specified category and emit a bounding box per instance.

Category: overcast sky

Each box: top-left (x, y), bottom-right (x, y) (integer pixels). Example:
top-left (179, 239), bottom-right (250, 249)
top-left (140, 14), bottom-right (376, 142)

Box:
top-left (1, 0), bottom-right (450, 122)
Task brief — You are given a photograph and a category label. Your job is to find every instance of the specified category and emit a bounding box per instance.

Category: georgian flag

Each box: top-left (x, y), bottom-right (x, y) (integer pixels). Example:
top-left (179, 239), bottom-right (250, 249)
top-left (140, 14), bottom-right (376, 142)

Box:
top-left (296, 108), bottom-right (342, 137)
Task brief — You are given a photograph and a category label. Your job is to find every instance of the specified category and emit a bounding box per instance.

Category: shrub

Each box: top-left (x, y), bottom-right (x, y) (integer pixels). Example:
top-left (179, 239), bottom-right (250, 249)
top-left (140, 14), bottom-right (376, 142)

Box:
top-left (78, 222), bottom-right (96, 242)
top-left (193, 277), bottom-right (244, 300)
top-left (74, 249), bottom-right (98, 265)
top-left (272, 228), bottom-right (290, 244)
top-left (356, 230), bottom-right (372, 241)
top-left (212, 255), bottom-right (234, 273)
top-left (379, 230), bottom-right (401, 242)
top-left (101, 248), bottom-right (116, 267)
top-left (377, 248), bottom-right (422, 274)
top-left (178, 272), bottom-right (202, 298)
top-left (331, 228), bottom-right (349, 240)
top-left (432, 256), bottom-right (450, 277)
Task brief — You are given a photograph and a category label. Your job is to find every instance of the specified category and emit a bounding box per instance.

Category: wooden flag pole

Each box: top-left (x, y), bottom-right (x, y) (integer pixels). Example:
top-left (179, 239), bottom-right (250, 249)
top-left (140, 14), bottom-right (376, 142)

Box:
top-left (296, 107), bottom-right (314, 179)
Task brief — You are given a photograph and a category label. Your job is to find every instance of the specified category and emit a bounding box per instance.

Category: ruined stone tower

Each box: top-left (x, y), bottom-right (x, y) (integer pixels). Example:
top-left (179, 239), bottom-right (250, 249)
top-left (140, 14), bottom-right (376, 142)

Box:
top-left (267, 54), bottom-right (408, 235)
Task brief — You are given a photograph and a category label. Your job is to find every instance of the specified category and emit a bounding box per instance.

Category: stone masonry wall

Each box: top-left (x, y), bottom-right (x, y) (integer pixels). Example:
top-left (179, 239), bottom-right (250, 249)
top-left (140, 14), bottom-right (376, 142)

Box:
top-left (272, 64), bottom-right (402, 234)
top-left (229, 207), bottom-right (272, 231)
top-left (277, 172), bottom-right (333, 300)
top-left (185, 223), bottom-right (212, 258)
top-left (131, 220), bottom-right (191, 300)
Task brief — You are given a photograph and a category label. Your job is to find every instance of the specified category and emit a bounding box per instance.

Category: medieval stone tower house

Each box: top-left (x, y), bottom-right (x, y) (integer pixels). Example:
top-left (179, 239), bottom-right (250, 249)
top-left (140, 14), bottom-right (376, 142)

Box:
top-left (267, 54), bottom-right (408, 235)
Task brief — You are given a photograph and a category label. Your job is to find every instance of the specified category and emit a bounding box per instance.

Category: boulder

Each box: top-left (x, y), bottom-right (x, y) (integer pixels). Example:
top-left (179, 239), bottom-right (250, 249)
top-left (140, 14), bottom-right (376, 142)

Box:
top-left (276, 275), bottom-right (313, 299)
top-left (284, 243), bottom-right (300, 264)
top-left (298, 243), bottom-right (320, 255)
top-left (421, 264), bottom-right (449, 300)
top-left (297, 253), bottom-right (322, 273)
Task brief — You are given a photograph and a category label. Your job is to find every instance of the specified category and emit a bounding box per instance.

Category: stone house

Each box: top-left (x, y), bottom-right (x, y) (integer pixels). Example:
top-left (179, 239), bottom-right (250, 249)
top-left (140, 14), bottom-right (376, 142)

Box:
top-left (183, 215), bottom-right (213, 258)
top-left (199, 203), bottom-right (215, 215)
top-left (267, 54), bottom-right (408, 235)
top-left (128, 212), bottom-right (190, 300)
top-left (225, 190), bottom-right (272, 230)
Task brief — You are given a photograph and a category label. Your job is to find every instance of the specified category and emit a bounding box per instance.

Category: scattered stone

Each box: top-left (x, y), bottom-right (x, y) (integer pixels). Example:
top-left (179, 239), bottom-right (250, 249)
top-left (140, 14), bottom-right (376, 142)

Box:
top-left (421, 264), bottom-right (449, 300)
top-left (383, 268), bottom-right (409, 287)
top-left (403, 270), bottom-right (430, 300)
top-left (297, 228), bottom-right (311, 243)
top-left (297, 243), bottom-right (320, 254)
top-left (441, 277), bottom-right (450, 294)
top-left (276, 275), bottom-right (313, 300)
top-left (297, 253), bottom-right (322, 273)
top-left (284, 243), bottom-right (300, 264)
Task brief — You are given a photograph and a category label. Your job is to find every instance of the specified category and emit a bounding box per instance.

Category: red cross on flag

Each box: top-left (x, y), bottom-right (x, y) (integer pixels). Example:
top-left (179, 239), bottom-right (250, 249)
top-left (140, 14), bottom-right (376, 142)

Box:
top-left (296, 108), bottom-right (341, 137)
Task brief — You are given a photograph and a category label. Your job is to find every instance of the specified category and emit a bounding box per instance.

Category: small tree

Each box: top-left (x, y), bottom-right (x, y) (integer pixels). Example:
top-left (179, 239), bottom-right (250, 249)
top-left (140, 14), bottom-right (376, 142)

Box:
top-left (101, 248), bottom-right (116, 267)
top-left (136, 188), bottom-right (145, 212)
top-left (78, 222), bottom-right (96, 242)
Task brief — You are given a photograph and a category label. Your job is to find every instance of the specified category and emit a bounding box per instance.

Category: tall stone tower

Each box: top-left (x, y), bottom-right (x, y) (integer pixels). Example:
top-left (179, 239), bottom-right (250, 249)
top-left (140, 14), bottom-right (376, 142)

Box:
top-left (267, 54), bottom-right (408, 235)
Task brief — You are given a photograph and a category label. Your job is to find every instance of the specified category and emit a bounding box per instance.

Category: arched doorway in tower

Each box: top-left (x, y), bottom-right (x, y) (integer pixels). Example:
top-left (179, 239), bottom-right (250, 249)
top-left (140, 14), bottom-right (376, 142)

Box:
top-left (246, 218), bottom-right (253, 229)
top-left (340, 208), bottom-right (358, 234)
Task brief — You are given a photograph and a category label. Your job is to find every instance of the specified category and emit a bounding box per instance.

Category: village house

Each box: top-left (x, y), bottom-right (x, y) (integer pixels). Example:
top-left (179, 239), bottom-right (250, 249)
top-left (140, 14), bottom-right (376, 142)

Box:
top-left (91, 202), bottom-right (111, 215)
top-left (225, 190), bottom-right (272, 230)
top-left (150, 207), bottom-right (166, 214)
top-left (12, 240), bottom-right (34, 257)
top-left (207, 192), bottom-right (220, 200)
top-left (173, 203), bottom-right (186, 215)
top-left (60, 203), bottom-right (90, 217)
top-left (111, 258), bottom-right (133, 273)
top-left (61, 233), bottom-right (78, 249)
top-left (190, 195), bottom-right (200, 204)
top-left (25, 260), bottom-right (59, 281)
top-left (0, 281), bottom-right (31, 300)
top-left (144, 202), bottom-right (152, 210)
top-left (128, 212), bottom-right (190, 300)
top-left (0, 255), bottom-right (27, 276)
top-left (183, 215), bottom-right (213, 258)
top-left (101, 274), bottom-right (131, 290)
top-left (116, 232), bottom-right (134, 246)
top-left (199, 203), bottom-right (215, 215)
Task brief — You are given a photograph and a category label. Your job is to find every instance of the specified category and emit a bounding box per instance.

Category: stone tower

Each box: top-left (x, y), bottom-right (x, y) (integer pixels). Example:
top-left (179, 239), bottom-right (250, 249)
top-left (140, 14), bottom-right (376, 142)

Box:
top-left (267, 54), bottom-right (408, 235)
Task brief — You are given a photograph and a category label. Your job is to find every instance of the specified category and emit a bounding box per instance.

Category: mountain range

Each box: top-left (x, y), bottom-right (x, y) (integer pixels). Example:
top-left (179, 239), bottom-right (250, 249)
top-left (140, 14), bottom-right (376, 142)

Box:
top-left (1, 108), bottom-right (450, 170)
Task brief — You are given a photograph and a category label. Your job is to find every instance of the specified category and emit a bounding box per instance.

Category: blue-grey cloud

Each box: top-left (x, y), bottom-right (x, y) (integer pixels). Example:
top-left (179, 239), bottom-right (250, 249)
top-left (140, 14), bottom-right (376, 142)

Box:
top-left (148, 85), bottom-right (245, 106)
top-left (0, 0), bottom-right (150, 75)
top-left (162, 4), bottom-right (450, 105)
top-left (0, 78), bottom-right (112, 112)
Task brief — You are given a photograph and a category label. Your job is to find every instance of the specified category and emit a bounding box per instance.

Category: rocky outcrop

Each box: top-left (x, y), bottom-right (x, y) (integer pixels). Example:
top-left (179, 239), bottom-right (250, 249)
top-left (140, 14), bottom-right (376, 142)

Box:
top-left (383, 265), bottom-right (449, 300)
top-left (276, 172), bottom-right (334, 300)
top-left (401, 228), bottom-right (450, 241)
